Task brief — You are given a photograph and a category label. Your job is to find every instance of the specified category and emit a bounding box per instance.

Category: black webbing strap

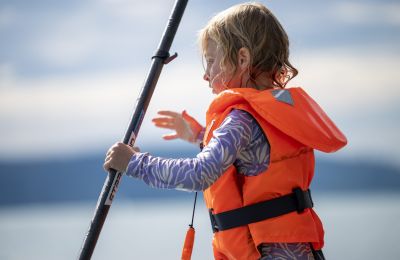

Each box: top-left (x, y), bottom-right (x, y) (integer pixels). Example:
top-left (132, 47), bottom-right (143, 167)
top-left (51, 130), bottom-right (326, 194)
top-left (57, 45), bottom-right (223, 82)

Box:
top-left (209, 188), bottom-right (313, 233)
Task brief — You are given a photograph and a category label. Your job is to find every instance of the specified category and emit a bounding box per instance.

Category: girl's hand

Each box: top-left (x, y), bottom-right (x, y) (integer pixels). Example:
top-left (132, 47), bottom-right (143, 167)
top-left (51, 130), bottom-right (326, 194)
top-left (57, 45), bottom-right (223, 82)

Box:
top-left (152, 110), bottom-right (203, 143)
top-left (103, 142), bottom-right (140, 173)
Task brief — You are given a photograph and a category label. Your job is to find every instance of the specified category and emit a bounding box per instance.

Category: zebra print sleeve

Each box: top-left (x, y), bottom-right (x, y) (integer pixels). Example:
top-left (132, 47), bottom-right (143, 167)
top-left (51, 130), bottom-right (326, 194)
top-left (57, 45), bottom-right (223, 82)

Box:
top-left (125, 109), bottom-right (255, 191)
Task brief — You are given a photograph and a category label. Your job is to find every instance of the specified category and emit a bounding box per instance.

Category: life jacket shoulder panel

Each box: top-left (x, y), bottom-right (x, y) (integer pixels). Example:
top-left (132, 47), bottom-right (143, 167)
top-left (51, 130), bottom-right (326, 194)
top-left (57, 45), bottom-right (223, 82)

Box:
top-left (207, 87), bottom-right (347, 152)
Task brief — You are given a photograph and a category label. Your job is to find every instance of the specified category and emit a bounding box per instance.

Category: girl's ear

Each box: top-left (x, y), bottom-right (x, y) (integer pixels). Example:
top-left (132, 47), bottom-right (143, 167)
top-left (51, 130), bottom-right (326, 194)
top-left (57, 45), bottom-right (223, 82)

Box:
top-left (237, 47), bottom-right (251, 71)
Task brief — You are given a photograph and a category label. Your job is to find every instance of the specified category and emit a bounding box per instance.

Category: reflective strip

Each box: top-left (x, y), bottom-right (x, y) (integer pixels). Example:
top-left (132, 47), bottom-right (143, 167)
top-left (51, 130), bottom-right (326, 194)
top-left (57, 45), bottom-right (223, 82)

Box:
top-left (272, 89), bottom-right (294, 106)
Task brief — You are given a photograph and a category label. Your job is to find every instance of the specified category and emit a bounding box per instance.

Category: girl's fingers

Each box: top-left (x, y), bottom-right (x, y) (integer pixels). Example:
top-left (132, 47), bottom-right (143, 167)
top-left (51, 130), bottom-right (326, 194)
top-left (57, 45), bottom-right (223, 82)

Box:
top-left (162, 133), bottom-right (179, 140)
top-left (151, 117), bottom-right (175, 124)
top-left (153, 122), bottom-right (176, 130)
top-left (103, 159), bottom-right (111, 172)
top-left (106, 142), bottom-right (121, 156)
top-left (157, 110), bottom-right (180, 118)
top-left (106, 149), bottom-right (114, 158)
top-left (104, 142), bottom-right (136, 173)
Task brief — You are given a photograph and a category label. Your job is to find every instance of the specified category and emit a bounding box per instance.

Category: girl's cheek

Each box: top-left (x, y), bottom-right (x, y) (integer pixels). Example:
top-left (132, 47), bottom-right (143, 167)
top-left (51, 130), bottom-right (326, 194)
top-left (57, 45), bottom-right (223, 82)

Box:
top-left (210, 66), bottom-right (220, 79)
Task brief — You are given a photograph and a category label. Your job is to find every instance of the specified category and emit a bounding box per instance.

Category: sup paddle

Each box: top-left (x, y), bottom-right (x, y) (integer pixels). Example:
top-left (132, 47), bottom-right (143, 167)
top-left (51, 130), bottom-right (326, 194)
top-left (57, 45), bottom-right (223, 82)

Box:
top-left (78, 0), bottom-right (189, 259)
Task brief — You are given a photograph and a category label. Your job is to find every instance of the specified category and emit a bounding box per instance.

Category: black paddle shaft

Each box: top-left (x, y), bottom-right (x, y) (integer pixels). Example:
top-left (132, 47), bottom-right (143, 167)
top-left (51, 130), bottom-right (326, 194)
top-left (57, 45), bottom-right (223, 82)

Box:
top-left (78, 1), bottom-right (188, 259)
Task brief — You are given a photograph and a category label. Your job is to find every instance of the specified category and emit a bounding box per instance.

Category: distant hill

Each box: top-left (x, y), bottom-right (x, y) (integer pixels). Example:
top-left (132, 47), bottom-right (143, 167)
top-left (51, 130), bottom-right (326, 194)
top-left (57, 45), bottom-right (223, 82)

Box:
top-left (0, 148), bottom-right (399, 206)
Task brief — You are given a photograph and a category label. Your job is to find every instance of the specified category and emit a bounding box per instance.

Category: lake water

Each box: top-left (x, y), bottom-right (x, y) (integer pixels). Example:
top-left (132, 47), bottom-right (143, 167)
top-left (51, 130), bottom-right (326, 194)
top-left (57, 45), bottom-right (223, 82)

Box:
top-left (0, 193), bottom-right (399, 260)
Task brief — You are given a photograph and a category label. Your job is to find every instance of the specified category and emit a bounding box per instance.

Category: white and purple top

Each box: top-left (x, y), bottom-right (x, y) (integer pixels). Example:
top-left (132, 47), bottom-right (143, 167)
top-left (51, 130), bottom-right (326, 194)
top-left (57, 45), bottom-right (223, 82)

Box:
top-left (126, 109), bottom-right (270, 191)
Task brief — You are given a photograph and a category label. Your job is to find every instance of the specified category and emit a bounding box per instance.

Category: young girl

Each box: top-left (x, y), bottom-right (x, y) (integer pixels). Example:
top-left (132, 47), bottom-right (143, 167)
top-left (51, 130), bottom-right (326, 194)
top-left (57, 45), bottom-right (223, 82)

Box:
top-left (104, 3), bottom-right (347, 260)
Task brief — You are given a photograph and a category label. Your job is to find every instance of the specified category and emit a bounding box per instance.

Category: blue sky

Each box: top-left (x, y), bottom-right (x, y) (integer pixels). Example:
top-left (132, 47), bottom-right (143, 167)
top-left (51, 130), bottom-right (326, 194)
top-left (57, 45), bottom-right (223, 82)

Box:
top-left (0, 0), bottom-right (399, 165)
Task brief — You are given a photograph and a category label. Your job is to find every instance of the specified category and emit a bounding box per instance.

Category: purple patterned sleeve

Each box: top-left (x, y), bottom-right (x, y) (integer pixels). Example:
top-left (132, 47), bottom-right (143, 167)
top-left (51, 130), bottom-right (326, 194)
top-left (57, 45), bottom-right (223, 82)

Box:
top-left (126, 109), bottom-right (269, 191)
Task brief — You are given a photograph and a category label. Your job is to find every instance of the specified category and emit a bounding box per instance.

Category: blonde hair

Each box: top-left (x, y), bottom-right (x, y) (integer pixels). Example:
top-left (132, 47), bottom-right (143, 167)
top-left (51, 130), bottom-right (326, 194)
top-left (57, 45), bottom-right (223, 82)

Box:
top-left (199, 2), bottom-right (297, 89)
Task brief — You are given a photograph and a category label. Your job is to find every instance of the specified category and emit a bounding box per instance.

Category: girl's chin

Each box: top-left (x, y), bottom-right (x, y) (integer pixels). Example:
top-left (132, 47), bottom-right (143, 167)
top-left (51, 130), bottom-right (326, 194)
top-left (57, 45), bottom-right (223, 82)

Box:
top-left (212, 87), bottom-right (223, 95)
top-left (211, 85), bottom-right (229, 95)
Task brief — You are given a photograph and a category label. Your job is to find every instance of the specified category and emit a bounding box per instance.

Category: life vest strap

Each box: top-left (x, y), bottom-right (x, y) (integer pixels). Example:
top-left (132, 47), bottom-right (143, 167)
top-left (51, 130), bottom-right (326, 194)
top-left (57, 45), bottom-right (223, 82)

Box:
top-left (209, 188), bottom-right (313, 233)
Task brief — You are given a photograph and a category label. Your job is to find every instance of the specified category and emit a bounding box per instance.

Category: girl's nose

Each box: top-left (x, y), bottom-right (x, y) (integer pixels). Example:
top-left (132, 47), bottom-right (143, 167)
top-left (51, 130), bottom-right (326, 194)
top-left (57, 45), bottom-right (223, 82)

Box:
top-left (203, 73), bottom-right (210, 81)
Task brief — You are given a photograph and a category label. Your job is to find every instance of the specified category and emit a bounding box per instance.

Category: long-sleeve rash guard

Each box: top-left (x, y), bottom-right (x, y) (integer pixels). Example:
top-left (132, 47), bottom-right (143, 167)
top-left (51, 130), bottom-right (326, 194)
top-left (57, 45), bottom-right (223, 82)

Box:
top-left (126, 109), bottom-right (270, 191)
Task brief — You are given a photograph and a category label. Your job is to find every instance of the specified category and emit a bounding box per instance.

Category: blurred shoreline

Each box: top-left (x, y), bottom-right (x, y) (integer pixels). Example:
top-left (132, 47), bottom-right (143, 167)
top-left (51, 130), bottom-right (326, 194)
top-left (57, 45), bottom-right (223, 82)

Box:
top-left (1, 151), bottom-right (399, 207)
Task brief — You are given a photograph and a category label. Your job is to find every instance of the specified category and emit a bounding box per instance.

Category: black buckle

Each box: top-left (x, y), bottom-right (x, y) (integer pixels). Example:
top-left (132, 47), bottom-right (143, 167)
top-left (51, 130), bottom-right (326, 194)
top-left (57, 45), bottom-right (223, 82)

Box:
top-left (293, 188), bottom-right (313, 213)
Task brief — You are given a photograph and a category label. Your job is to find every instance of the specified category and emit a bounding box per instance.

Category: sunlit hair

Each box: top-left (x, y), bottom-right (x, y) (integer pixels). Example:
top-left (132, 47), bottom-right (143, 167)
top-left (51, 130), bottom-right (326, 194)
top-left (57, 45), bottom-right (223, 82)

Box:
top-left (199, 2), bottom-right (297, 89)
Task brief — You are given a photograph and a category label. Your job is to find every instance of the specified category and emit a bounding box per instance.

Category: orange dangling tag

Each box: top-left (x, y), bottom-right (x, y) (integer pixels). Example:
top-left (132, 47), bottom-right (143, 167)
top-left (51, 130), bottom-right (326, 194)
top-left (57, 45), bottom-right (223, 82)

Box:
top-left (181, 226), bottom-right (195, 260)
top-left (181, 187), bottom-right (198, 259)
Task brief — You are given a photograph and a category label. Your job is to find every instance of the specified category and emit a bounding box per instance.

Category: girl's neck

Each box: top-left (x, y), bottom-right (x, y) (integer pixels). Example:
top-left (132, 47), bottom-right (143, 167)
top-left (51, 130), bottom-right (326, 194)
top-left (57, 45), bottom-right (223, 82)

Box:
top-left (225, 68), bottom-right (276, 91)
top-left (243, 71), bottom-right (275, 90)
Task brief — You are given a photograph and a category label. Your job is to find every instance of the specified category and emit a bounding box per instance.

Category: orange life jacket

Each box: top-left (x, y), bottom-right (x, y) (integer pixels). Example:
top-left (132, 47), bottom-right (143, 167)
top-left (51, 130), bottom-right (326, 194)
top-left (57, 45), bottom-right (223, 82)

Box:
top-left (202, 87), bottom-right (347, 260)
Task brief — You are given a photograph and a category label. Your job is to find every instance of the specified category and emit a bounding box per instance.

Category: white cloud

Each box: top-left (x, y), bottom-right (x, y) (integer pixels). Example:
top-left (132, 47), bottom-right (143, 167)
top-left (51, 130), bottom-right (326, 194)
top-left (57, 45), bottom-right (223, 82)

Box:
top-left (0, 70), bottom-right (133, 157)
top-left (28, 11), bottom-right (105, 66)
top-left (0, 65), bottom-right (207, 159)
top-left (94, 0), bottom-right (173, 20)
top-left (0, 63), bottom-right (16, 89)
top-left (291, 48), bottom-right (400, 115)
top-left (333, 2), bottom-right (400, 26)
top-left (25, 0), bottom-right (175, 67)
top-left (1, 46), bottom-right (399, 162)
